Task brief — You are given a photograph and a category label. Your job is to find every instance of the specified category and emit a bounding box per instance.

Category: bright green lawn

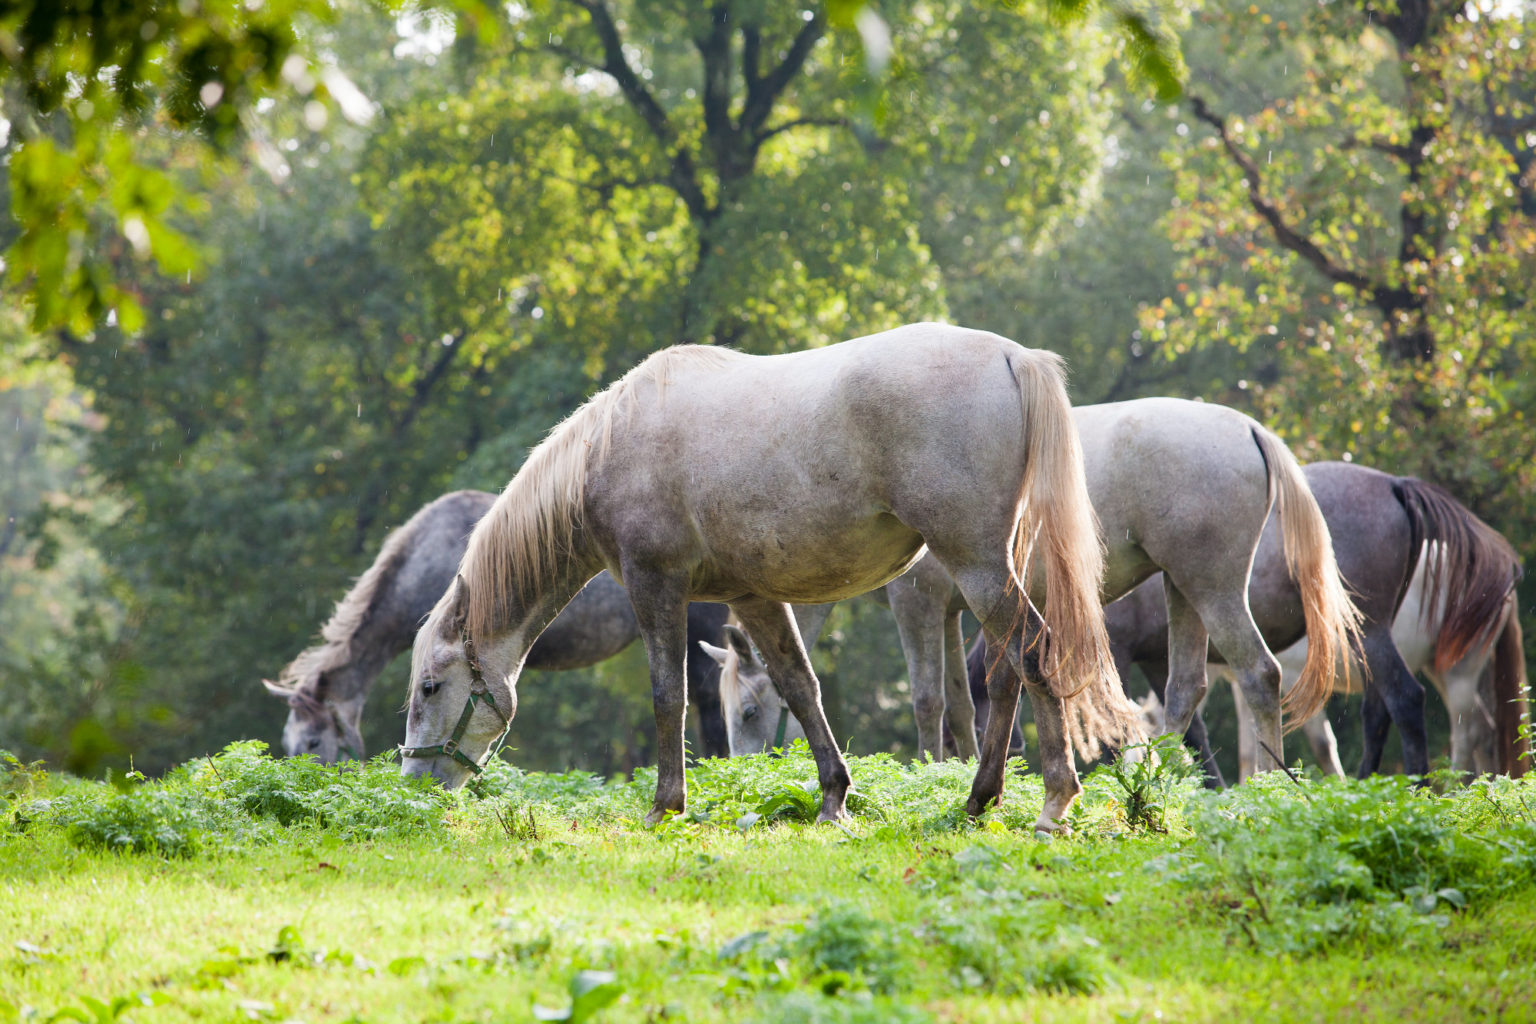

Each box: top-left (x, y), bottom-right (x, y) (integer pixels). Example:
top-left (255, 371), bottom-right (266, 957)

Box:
top-left (4, 744), bottom-right (1535, 1024)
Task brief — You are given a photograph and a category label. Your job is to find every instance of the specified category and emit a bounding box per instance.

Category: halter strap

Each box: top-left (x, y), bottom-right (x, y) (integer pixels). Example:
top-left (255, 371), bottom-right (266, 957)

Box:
top-left (398, 629), bottom-right (511, 775)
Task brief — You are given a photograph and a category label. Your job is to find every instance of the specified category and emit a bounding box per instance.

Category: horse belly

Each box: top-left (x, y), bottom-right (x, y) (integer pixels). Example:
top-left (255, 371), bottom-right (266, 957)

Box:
top-left (694, 512), bottom-right (926, 604)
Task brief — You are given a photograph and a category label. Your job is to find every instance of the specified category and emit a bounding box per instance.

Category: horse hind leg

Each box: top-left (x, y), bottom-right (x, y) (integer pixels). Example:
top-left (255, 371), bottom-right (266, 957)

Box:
top-left (1178, 582), bottom-right (1286, 773)
top-left (942, 611), bottom-right (980, 761)
top-left (730, 596), bottom-right (852, 821)
top-left (1359, 632), bottom-right (1429, 776)
top-left (941, 561), bottom-right (1077, 831)
top-left (1161, 581), bottom-right (1221, 751)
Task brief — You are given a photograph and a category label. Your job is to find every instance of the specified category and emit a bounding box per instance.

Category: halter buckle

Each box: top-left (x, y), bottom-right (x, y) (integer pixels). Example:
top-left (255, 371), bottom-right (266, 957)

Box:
top-left (441, 739), bottom-right (460, 756)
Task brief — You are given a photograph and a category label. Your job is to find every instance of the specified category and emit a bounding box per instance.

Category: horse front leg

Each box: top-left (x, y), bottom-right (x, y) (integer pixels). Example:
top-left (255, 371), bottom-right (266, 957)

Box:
top-left (731, 596), bottom-right (852, 822)
top-left (625, 567), bottom-right (692, 824)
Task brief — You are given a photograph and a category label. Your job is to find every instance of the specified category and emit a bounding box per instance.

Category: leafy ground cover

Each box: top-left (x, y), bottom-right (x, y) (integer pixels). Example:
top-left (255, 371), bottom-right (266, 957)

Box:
top-left (4, 742), bottom-right (1536, 1023)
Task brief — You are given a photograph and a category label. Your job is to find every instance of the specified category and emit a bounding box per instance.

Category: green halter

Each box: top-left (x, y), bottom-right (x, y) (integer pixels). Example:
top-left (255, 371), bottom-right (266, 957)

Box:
top-left (397, 631), bottom-right (511, 775)
top-left (771, 703), bottom-right (790, 757)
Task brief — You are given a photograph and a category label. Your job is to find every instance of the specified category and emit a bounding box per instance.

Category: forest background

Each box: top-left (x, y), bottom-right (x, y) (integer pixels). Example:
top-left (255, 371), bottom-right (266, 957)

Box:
top-left (2, 0), bottom-right (1532, 782)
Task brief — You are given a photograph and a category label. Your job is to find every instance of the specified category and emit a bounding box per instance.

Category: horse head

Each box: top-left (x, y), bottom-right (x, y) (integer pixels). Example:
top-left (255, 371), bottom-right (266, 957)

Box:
top-left (699, 624), bottom-right (802, 756)
top-left (262, 674), bottom-right (364, 764)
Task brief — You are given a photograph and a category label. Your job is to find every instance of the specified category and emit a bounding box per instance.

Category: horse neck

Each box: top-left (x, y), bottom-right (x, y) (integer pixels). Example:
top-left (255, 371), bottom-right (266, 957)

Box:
top-left (473, 546), bottom-right (606, 682)
top-left (322, 638), bottom-right (398, 706)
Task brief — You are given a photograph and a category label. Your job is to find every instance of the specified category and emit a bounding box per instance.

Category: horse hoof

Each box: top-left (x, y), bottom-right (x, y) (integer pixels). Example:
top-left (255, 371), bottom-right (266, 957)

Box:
top-left (1033, 817), bottom-right (1071, 836)
top-left (816, 802), bottom-right (850, 824)
top-left (645, 806), bottom-right (682, 826)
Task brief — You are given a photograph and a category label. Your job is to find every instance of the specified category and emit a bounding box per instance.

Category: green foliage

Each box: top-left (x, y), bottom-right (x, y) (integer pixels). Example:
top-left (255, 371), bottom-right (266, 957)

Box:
top-left (1167, 773), bottom-right (1536, 954)
top-left (194, 740), bottom-right (456, 836)
top-left (18, 740), bottom-right (453, 856)
top-left (1097, 734), bottom-right (1201, 833)
top-left (46, 784), bottom-right (228, 857)
top-left (1142, 0), bottom-right (1536, 578)
top-left (532, 969), bottom-right (625, 1023)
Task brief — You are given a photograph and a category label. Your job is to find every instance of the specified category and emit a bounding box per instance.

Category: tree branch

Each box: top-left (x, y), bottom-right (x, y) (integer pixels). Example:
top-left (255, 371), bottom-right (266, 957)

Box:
top-left (1187, 93), bottom-right (1405, 305)
top-left (741, 11), bottom-right (827, 140)
top-left (564, 0), bottom-right (711, 223)
top-left (757, 116), bottom-right (850, 144)
top-left (742, 25), bottom-right (763, 94)
top-left (541, 42), bottom-right (604, 73)
top-left (697, 4), bottom-right (735, 153)
top-left (1342, 134), bottom-right (1415, 162)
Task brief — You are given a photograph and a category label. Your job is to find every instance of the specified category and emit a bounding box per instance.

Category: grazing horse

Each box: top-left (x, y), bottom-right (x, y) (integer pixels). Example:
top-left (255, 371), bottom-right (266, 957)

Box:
top-left (977, 462), bottom-right (1523, 780)
top-left (719, 398), bottom-right (1362, 777)
top-left (401, 323), bottom-right (1137, 831)
top-left (1224, 544), bottom-right (1529, 779)
top-left (700, 624), bottom-right (807, 754)
top-left (263, 489), bottom-right (731, 762)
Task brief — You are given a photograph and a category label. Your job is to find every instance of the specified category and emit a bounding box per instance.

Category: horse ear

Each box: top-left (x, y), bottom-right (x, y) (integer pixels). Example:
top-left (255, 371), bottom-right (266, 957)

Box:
top-left (722, 625), bottom-right (756, 665)
top-left (697, 640), bottom-right (731, 668)
top-left (448, 573), bottom-right (470, 631)
top-left (262, 678), bottom-right (292, 698)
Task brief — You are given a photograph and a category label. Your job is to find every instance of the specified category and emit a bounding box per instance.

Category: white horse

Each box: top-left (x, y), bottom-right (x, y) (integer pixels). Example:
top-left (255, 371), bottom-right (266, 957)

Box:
top-left (700, 624), bottom-right (809, 755)
top-left (401, 324), bottom-right (1137, 831)
top-left (1224, 547), bottom-right (1529, 779)
top-left (728, 398), bottom-right (1363, 773)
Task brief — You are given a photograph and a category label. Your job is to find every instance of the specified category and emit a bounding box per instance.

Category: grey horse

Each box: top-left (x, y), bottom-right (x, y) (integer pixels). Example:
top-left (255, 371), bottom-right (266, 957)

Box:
top-left (402, 324), bottom-right (1137, 832)
top-left (971, 462), bottom-right (1524, 779)
top-left (748, 397), bottom-right (1361, 776)
top-left (263, 490), bottom-right (731, 762)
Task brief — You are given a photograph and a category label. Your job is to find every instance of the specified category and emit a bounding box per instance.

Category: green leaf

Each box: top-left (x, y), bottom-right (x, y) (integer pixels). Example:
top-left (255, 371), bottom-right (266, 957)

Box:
top-left (717, 930), bottom-right (770, 961)
top-left (568, 969), bottom-right (623, 1023)
top-left (386, 955), bottom-right (428, 976)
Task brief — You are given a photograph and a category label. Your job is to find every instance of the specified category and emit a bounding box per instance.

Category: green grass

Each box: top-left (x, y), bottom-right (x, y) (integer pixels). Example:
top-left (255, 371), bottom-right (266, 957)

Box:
top-left (4, 743), bottom-right (1536, 1024)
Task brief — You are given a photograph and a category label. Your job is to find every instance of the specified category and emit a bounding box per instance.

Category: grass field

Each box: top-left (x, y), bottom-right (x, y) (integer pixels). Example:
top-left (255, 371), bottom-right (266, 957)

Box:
top-left (4, 742), bottom-right (1536, 1024)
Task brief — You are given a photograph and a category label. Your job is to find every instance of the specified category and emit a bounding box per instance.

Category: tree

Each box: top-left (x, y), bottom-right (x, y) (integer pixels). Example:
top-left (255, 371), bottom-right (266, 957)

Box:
top-left (1143, 0), bottom-right (1534, 533)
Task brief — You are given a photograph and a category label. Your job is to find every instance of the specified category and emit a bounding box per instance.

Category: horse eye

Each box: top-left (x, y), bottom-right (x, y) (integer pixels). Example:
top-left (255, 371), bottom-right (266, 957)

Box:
top-left (422, 678), bottom-right (442, 697)
top-left (742, 704), bottom-right (758, 721)
top-left (307, 737), bottom-right (322, 750)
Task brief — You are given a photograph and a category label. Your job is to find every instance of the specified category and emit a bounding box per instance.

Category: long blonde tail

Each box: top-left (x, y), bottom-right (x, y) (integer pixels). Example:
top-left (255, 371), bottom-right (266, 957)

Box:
top-left (1250, 428), bottom-right (1364, 727)
top-left (1013, 350), bottom-right (1143, 757)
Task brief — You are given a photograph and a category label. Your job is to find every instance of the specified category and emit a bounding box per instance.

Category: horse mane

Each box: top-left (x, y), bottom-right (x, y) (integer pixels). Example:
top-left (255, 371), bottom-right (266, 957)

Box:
top-left (1393, 477), bottom-right (1522, 672)
top-left (275, 498), bottom-right (441, 698)
top-left (442, 345), bottom-right (746, 652)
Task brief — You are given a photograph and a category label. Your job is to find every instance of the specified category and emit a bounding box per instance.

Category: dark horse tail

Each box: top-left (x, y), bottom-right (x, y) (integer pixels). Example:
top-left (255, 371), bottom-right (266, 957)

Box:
top-left (1492, 609), bottom-right (1530, 778)
top-left (1392, 477), bottom-right (1521, 672)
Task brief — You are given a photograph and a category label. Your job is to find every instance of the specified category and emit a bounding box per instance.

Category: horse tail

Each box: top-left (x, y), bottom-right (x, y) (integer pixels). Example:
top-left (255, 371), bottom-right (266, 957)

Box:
top-left (1491, 605), bottom-right (1530, 777)
top-left (1392, 477), bottom-right (1521, 673)
top-left (1250, 428), bottom-right (1364, 727)
top-left (1012, 349), bottom-right (1141, 756)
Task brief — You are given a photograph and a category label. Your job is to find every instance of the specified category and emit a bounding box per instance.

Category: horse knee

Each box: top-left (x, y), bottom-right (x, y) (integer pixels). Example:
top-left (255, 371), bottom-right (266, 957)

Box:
top-left (912, 686), bottom-right (945, 724)
top-left (651, 686), bottom-right (687, 722)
